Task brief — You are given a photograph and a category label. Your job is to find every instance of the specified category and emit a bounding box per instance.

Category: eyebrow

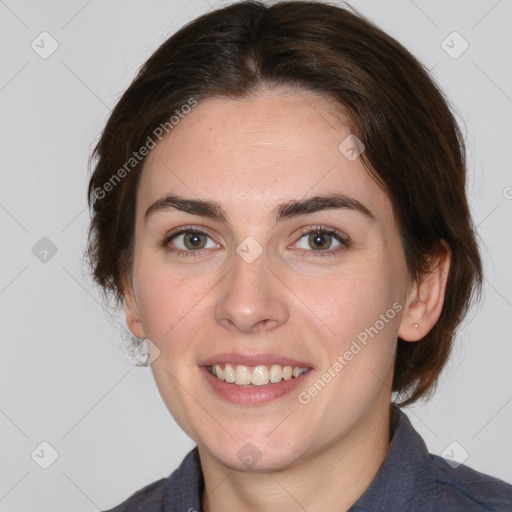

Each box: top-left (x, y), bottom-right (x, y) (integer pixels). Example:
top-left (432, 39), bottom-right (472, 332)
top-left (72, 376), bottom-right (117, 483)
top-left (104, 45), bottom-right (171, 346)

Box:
top-left (144, 193), bottom-right (376, 224)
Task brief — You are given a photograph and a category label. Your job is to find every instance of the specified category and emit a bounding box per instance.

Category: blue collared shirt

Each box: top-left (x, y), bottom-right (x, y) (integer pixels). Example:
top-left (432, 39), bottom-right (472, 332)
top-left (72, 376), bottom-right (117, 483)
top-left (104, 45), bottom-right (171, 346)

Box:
top-left (104, 406), bottom-right (512, 511)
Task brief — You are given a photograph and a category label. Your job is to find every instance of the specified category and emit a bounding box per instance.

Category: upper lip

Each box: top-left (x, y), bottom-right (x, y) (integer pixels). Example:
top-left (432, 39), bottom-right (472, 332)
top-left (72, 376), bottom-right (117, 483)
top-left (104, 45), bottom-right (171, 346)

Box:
top-left (200, 353), bottom-right (313, 369)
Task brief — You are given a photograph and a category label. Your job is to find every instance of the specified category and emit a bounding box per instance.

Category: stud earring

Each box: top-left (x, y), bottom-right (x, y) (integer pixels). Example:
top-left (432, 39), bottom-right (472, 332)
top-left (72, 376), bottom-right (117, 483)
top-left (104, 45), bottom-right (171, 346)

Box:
top-left (413, 323), bottom-right (419, 328)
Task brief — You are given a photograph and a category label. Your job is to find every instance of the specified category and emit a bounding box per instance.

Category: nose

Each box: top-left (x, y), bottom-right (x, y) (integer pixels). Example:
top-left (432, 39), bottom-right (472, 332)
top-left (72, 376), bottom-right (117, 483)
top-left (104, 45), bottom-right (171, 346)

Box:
top-left (213, 251), bottom-right (289, 334)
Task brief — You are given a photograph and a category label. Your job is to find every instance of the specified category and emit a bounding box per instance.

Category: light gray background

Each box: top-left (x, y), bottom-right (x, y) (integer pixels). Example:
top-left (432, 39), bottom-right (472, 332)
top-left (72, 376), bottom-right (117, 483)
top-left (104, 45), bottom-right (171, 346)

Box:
top-left (0, 0), bottom-right (511, 510)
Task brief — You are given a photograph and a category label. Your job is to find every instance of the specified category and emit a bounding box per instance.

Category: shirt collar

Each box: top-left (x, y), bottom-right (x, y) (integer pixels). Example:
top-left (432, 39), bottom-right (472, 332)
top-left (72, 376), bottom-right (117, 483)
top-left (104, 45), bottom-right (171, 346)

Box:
top-left (349, 404), bottom-right (438, 511)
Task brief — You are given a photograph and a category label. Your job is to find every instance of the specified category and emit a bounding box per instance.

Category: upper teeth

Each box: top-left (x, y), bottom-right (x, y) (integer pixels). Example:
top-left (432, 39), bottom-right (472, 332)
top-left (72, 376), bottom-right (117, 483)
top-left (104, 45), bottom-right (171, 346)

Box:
top-left (209, 364), bottom-right (309, 386)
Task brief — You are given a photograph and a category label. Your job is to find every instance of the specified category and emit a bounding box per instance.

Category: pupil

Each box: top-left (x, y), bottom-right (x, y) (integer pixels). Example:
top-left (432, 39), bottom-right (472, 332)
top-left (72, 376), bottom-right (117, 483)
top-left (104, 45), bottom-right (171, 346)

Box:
top-left (309, 232), bottom-right (331, 250)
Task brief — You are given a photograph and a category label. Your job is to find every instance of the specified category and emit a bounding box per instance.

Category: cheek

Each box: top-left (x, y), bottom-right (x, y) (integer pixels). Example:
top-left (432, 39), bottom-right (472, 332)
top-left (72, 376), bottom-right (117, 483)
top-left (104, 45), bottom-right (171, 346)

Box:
top-left (132, 257), bottom-right (223, 369)
top-left (134, 264), bottom-right (216, 439)
top-left (135, 273), bottom-right (174, 335)
top-left (133, 264), bottom-right (200, 341)
top-left (292, 262), bottom-right (402, 387)
top-left (290, 260), bottom-right (401, 338)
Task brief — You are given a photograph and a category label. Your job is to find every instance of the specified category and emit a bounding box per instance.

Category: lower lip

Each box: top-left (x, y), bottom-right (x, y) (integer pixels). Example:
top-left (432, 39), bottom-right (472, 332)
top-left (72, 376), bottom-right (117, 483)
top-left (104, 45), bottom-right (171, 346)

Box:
top-left (201, 366), bottom-right (312, 405)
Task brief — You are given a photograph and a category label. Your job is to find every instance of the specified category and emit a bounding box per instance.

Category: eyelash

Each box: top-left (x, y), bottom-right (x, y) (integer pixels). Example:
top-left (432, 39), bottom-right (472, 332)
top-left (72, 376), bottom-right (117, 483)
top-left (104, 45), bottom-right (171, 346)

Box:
top-left (293, 225), bottom-right (350, 258)
top-left (159, 225), bottom-right (350, 259)
top-left (159, 225), bottom-right (217, 259)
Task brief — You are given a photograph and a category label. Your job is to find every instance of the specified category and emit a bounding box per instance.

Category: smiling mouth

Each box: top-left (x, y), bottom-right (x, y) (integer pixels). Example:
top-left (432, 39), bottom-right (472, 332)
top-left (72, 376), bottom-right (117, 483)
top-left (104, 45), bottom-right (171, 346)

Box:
top-left (207, 363), bottom-right (311, 386)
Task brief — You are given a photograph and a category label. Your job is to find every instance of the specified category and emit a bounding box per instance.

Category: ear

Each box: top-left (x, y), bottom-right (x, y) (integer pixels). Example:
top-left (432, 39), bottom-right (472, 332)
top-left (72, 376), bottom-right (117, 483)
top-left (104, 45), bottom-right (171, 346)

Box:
top-left (398, 241), bottom-right (451, 342)
top-left (122, 275), bottom-right (145, 339)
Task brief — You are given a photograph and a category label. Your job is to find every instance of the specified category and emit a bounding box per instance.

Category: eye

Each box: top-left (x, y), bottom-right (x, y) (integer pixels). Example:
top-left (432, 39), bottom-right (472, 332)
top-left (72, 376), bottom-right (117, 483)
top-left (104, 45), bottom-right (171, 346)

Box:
top-left (293, 227), bottom-right (348, 254)
top-left (164, 229), bottom-right (220, 252)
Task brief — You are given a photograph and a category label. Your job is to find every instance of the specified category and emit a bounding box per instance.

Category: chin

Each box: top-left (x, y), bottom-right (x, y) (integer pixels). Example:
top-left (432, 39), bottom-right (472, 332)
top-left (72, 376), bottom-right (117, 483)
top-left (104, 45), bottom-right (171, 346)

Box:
top-left (200, 431), bottom-right (308, 473)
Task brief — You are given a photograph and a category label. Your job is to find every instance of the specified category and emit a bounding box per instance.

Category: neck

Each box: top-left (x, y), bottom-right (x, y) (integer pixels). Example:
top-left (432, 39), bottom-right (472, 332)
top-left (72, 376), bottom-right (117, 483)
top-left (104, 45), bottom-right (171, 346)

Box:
top-left (200, 403), bottom-right (392, 512)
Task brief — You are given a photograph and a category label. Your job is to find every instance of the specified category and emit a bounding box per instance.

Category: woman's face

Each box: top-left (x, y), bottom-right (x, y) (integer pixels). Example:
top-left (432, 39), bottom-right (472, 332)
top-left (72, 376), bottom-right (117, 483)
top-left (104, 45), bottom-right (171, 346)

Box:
top-left (125, 88), bottom-right (415, 471)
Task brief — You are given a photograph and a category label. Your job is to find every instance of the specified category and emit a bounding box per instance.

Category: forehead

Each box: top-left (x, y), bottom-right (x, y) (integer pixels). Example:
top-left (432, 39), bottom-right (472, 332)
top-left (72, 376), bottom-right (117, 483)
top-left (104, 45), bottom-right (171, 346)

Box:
top-left (138, 88), bottom-right (394, 225)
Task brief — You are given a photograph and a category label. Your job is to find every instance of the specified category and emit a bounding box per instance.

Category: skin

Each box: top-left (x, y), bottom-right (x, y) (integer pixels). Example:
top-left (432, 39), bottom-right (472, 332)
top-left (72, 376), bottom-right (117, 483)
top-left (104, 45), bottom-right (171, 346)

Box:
top-left (123, 87), bottom-right (450, 512)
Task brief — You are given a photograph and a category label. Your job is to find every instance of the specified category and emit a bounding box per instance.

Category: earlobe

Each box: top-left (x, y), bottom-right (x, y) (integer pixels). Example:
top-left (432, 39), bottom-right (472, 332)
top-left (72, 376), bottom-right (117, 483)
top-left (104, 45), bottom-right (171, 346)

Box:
top-left (122, 277), bottom-right (145, 339)
top-left (398, 243), bottom-right (451, 342)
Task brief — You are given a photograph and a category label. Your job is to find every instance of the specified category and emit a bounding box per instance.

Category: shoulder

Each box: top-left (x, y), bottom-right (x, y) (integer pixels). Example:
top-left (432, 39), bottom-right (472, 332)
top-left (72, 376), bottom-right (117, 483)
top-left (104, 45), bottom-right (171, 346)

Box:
top-left (430, 453), bottom-right (512, 511)
top-left (373, 406), bottom-right (512, 512)
top-left (103, 477), bottom-right (168, 512)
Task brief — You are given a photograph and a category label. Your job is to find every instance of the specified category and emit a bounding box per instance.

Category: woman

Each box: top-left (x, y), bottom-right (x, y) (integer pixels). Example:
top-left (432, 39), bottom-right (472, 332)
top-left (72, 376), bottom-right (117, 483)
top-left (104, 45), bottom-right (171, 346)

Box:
top-left (87, 1), bottom-right (512, 510)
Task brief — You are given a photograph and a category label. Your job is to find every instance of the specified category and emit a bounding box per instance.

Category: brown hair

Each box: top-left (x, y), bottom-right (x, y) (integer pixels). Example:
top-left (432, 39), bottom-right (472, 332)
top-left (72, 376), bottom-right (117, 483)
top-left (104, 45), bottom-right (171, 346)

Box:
top-left (86, 0), bottom-right (483, 407)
